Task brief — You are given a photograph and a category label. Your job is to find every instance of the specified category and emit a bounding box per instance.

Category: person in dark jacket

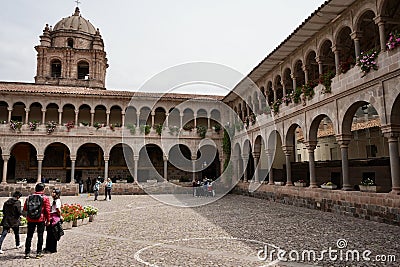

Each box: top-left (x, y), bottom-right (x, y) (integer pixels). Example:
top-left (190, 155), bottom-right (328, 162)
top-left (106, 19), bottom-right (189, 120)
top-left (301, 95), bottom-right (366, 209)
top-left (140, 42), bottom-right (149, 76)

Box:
top-left (0, 191), bottom-right (23, 254)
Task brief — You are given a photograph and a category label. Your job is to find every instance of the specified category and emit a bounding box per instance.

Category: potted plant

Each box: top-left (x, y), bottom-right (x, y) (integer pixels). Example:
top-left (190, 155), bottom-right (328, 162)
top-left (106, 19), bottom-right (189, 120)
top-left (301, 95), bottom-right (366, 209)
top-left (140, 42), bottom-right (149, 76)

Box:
top-left (321, 181), bottom-right (337, 190)
top-left (294, 179), bottom-right (307, 187)
top-left (356, 49), bottom-right (379, 77)
top-left (61, 204), bottom-right (75, 229)
top-left (80, 121), bottom-right (89, 127)
top-left (213, 123), bottom-right (221, 133)
top-left (109, 123), bottom-right (115, 131)
top-left (140, 124), bottom-right (151, 135)
top-left (46, 121), bottom-right (57, 134)
top-left (168, 125), bottom-right (179, 136)
top-left (28, 120), bottom-right (39, 131)
top-left (93, 122), bottom-right (103, 130)
top-left (126, 123), bottom-right (136, 135)
top-left (10, 120), bottom-right (23, 132)
top-left (84, 205), bottom-right (98, 222)
top-left (155, 124), bottom-right (163, 136)
top-left (386, 31), bottom-right (400, 50)
top-left (64, 121), bottom-right (74, 132)
top-left (359, 178), bottom-right (381, 192)
top-left (196, 125), bottom-right (207, 139)
top-left (274, 181), bottom-right (285, 186)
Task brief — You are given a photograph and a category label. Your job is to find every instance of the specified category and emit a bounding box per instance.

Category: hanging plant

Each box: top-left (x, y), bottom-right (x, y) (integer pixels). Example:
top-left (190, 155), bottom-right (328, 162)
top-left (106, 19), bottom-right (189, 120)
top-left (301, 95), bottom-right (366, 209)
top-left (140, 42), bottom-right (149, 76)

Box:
top-left (126, 123), bottom-right (136, 135)
top-left (140, 124), bottom-right (151, 135)
top-left (386, 31), bottom-right (400, 50)
top-left (168, 126), bottom-right (179, 136)
top-left (155, 124), bottom-right (163, 136)
top-left (93, 122), bottom-right (103, 130)
top-left (356, 49), bottom-right (379, 77)
top-left (10, 120), bottom-right (23, 132)
top-left (64, 121), bottom-right (74, 132)
top-left (28, 120), bottom-right (39, 131)
top-left (46, 121), bottom-right (57, 134)
top-left (319, 70), bottom-right (335, 94)
top-left (196, 125), bottom-right (207, 139)
top-left (272, 99), bottom-right (282, 114)
top-left (213, 123), bottom-right (221, 133)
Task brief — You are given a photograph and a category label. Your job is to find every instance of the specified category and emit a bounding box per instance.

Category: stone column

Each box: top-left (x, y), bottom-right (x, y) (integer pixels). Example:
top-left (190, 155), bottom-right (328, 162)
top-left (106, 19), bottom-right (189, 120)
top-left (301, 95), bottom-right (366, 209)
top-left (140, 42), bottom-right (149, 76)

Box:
top-left (165, 113), bottom-right (169, 128)
top-left (253, 152), bottom-right (260, 183)
top-left (24, 108), bottom-right (29, 124)
top-left (231, 155), bottom-right (238, 183)
top-left (106, 111), bottom-right (110, 126)
top-left (58, 109), bottom-right (63, 125)
top-left (306, 141), bottom-right (318, 188)
top-left (265, 149), bottom-right (274, 185)
top-left (207, 116), bottom-right (211, 130)
top-left (291, 74), bottom-right (297, 91)
top-left (194, 115), bottom-right (197, 128)
top-left (74, 109), bottom-right (79, 126)
top-left (90, 110), bottom-right (95, 126)
top-left (242, 154), bottom-right (249, 182)
top-left (316, 56), bottom-right (323, 77)
top-left (180, 113), bottom-right (184, 129)
top-left (7, 107), bottom-right (12, 123)
top-left (282, 146), bottom-right (293, 186)
top-left (337, 135), bottom-right (352, 190)
top-left (41, 108), bottom-right (46, 125)
top-left (281, 80), bottom-right (286, 98)
top-left (350, 31), bottom-right (362, 59)
top-left (151, 111), bottom-right (155, 128)
top-left (70, 157), bottom-right (76, 184)
top-left (37, 155), bottom-right (43, 183)
top-left (302, 65), bottom-right (309, 84)
top-left (374, 16), bottom-right (387, 52)
top-left (163, 156), bottom-right (168, 181)
top-left (121, 111), bottom-right (126, 127)
top-left (136, 112), bottom-right (140, 127)
top-left (2, 155), bottom-right (9, 184)
top-left (273, 87), bottom-right (277, 102)
top-left (104, 156), bottom-right (109, 180)
top-left (134, 156), bottom-right (139, 183)
top-left (332, 45), bottom-right (341, 76)
top-left (387, 135), bottom-right (400, 194)
top-left (191, 155), bottom-right (197, 182)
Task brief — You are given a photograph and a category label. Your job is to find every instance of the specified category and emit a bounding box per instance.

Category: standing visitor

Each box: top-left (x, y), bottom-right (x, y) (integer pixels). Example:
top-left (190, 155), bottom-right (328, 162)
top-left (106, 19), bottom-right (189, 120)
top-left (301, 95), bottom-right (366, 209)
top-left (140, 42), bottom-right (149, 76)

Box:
top-left (0, 191), bottom-right (23, 254)
top-left (44, 189), bottom-right (63, 253)
top-left (104, 178), bottom-right (112, 201)
top-left (23, 183), bottom-right (51, 259)
top-left (78, 178), bottom-right (83, 194)
top-left (93, 178), bottom-right (101, 201)
top-left (86, 177), bottom-right (92, 193)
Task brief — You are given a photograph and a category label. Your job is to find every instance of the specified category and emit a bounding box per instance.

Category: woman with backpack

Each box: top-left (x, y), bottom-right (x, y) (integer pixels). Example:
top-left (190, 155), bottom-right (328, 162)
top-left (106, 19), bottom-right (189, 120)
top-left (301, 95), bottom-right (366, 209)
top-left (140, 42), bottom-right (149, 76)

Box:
top-left (0, 191), bottom-right (23, 254)
top-left (44, 188), bottom-right (63, 254)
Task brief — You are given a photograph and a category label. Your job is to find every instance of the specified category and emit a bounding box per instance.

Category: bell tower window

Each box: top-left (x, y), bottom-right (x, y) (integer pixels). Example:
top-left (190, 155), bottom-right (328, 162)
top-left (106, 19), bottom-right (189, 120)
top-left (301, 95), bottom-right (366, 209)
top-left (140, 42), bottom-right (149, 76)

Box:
top-left (51, 59), bottom-right (62, 78)
top-left (78, 61), bottom-right (90, 80)
top-left (67, 38), bottom-right (74, 48)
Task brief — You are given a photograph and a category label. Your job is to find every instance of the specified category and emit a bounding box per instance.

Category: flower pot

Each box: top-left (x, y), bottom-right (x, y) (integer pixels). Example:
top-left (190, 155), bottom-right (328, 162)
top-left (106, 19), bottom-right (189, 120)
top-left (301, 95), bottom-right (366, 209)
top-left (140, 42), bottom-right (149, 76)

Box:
top-left (88, 214), bottom-right (95, 222)
top-left (321, 184), bottom-right (337, 190)
top-left (359, 185), bottom-right (382, 193)
top-left (73, 219), bottom-right (82, 227)
top-left (274, 181), bottom-right (285, 186)
top-left (62, 221), bottom-right (73, 230)
top-left (294, 182), bottom-right (307, 187)
top-left (82, 217), bottom-right (89, 225)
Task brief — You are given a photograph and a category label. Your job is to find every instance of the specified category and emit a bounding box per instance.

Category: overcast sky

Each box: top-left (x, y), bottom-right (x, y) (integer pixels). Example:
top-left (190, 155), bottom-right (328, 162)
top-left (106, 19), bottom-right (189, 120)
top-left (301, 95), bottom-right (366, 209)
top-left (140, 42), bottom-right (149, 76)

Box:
top-left (0, 0), bottom-right (325, 95)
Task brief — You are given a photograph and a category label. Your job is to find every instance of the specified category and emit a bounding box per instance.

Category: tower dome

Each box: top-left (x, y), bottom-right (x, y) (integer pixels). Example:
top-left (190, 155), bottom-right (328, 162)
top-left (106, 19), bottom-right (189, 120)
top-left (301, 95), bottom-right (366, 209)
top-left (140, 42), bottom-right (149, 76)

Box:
top-left (53, 7), bottom-right (96, 35)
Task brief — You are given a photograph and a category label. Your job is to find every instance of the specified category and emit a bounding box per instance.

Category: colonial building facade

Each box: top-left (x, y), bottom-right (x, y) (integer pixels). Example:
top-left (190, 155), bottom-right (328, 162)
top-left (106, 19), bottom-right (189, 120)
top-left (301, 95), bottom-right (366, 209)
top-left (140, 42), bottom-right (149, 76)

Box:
top-left (1, 0), bottom-right (400, 223)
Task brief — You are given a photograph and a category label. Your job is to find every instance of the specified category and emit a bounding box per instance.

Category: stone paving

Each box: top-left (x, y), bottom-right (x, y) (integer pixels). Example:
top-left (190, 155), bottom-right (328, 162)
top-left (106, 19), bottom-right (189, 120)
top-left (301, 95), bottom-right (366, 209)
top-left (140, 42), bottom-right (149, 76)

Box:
top-left (0, 194), bottom-right (399, 266)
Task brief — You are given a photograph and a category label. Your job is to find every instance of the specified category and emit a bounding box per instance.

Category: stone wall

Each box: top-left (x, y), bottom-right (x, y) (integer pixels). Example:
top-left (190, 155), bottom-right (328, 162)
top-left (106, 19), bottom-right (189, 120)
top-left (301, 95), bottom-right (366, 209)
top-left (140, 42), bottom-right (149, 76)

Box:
top-left (0, 183), bottom-right (78, 197)
top-left (232, 183), bottom-right (400, 226)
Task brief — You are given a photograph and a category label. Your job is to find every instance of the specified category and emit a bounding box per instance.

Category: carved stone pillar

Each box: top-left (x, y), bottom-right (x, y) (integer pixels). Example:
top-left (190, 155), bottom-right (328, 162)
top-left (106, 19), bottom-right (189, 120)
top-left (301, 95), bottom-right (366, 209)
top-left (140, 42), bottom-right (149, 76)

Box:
top-left (24, 108), bottom-right (29, 124)
top-left (265, 149), bottom-right (274, 185)
top-left (374, 16), bottom-right (387, 52)
top-left (163, 155), bottom-right (168, 181)
top-left (58, 109), bottom-right (63, 125)
top-left (74, 109), bottom-right (79, 126)
top-left (383, 131), bottom-right (400, 194)
top-left (350, 31), bottom-right (362, 59)
top-left (134, 156), bottom-right (139, 183)
top-left (70, 156), bottom-right (76, 184)
top-left (90, 110), bottom-right (95, 126)
top-left (37, 155), bottom-right (44, 183)
top-left (253, 152), bottom-right (260, 183)
top-left (332, 45), bottom-right (341, 76)
top-left (41, 108), bottom-right (46, 125)
top-left (191, 155), bottom-right (197, 182)
top-left (7, 107), bottom-right (12, 123)
top-left (336, 135), bottom-right (352, 190)
top-left (242, 154), bottom-right (249, 182)
top-left (104, 156), bottom-right (109, 180)
top-left (151, 111), bottom-right (155, 128)
top-left (305, 141), bottom-right (318, 188)
top-left (106, 111), bottom-right (110, 126)
top-left (2, 155), bottom-right (10, 184)
top-left (282, 146), bottom-right (293, 186)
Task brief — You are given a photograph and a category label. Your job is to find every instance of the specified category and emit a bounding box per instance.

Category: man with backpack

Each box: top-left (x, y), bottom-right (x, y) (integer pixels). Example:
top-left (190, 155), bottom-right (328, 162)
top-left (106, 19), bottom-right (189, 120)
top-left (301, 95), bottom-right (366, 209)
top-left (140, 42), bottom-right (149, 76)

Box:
top-left (23, 183), bottom-right (50, 259)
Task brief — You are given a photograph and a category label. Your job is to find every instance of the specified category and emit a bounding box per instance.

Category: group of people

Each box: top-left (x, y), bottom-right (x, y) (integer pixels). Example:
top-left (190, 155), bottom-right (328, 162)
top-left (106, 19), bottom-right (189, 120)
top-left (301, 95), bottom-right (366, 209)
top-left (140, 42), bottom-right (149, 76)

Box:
top-left (193, 178), bottom-right (215, 197)
top-left (0, 183), bottom-right (63, 259)
top-left (92, 177), bottom-right (113, 201)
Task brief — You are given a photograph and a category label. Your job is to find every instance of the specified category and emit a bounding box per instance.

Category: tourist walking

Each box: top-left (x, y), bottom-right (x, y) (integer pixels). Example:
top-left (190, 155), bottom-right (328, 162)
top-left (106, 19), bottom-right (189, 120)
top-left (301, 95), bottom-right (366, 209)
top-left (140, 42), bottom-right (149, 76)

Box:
top-left (104, 178), bottom-right (112, 201)
top-left (23, 183), bottom-right (51, 259)
top-left (93, 178), bottom-right (101, 201)
top-left (0, 191), bottom-right (23, 254)
top-left (44, 189), bottom-right (63, 253)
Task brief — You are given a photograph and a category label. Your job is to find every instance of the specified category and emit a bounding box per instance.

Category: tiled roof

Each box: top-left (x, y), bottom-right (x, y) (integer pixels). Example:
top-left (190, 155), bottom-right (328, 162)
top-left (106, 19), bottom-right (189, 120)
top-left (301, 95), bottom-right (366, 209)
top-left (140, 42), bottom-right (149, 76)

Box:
top-left (0, 82), bottom-right (223, 101)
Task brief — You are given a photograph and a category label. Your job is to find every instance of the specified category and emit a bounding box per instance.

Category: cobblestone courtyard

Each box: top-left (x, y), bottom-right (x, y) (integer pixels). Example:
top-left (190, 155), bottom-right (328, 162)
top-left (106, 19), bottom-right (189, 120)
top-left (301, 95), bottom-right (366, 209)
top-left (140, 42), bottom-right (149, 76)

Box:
top-left (0, 194), bottom-right (399, 266)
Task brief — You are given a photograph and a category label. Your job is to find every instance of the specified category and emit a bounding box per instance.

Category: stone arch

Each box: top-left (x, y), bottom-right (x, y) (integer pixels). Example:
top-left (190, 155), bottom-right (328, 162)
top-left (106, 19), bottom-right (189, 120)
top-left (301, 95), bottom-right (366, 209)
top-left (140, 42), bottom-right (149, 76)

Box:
top-left (138, 144), bottom-right (164, 182)
top-left (336, 26), bottom-right (355, 74)
top-left (182, 108), bottom-right (194, 129)
top-left (196, 144), bottom-right (220, 180)
top-left (110, 105), bottom-right (122, 126)
top-left (76, 143), bottom-right (104, 167)
top-left (355, 9), bottom-right (380, 52)
top-left (168, 144), bottom-right (192, 181)
top-left (45, 103), bottom-right (59, 123)
top-left (0, 101), bottom-right (8, 122)
top-left (305, 50), bottom-right (319, 82)
top-left (94, 105), bottom-right (107, 125)
top-left (78, 104), bottom-right (91, 126)
top-left (50, 58), bottom-right (62, 78)
top-left (379, 0), bottom-right (400, 36)
top-left (196, 108), bottom-right (208, 128)
top-left (283, 68), bottom-right (293, 94)
top-left (168, 107), bottom-right (180, 128)
top-left (11, 102), bottom-right (26, 123)
top-left (319, 39), bottom-right (335, 75)
top-left (293, 60), bottom-right (305, 87)
top-left (266, 81), bottom-right (274, 105)
top-left (109, 143), bottom-right (134, 181)
top-left (62, 103), bottom-right (75, 124)
top-left (28, 102), bottom-right (42, 123)
top-left (77, 60), bottom-right (90, 80)
top-left (125, 106), bottom-right (138, 126)
top-left (274, 75), bottom-right (283, 100)
top-left (8, 142), bottom-right (39, 183)
top-left (154, 106), bottom-right (166, 126)
top-left (43, 142), bottom-right (72, 183)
